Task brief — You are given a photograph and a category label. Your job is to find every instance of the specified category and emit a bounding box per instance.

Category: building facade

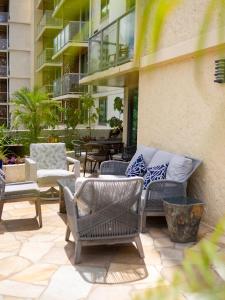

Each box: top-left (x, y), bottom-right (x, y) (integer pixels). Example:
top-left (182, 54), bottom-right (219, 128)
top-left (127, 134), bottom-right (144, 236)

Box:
top-left (34, 0), bottom-right (123, 130)
top-left (81, 0), bottom-right (225, 227)
top-left (0, 0), bottom-right (34, 127)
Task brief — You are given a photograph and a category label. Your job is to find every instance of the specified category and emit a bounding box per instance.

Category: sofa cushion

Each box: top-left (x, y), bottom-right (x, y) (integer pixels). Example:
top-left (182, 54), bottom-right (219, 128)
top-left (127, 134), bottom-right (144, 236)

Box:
top-left (125, 145), bottom-right (157, 176)
top-left (37, 169), bottom-right (74, 186)
top-left (149, 150), bottom-right (174, 167)
top-left (143, 163), bottom-right (168, 189)
top-left (166, 155), bottom-right (192, 182)
top-left (126, 154), bottom-right (147, 177)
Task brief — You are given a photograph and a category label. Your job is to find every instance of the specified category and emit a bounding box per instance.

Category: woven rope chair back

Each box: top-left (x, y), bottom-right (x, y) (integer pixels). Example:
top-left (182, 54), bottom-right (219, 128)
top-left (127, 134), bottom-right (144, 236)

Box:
top-left (0, 169), bottom-right (6, 199)
top-left (76, 178), bottom-right (143, 239)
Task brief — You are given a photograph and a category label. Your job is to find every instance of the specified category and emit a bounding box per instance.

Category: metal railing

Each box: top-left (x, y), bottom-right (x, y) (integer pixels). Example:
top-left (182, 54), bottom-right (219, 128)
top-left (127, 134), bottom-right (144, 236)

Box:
top-left (0, 66), bottom-right (7, 76)
top-left (0, 38), bottom-right (7, 50)
top-left (53, 73), bottom-right (88, 97)
top-left (37, 48), bottom-right (61, 69)
top-left (88, 8), bottom-right (135, 74)
top-left (53, 21), bottom-right (89, 54)
top-left (0, 12), bottom-right (8, 23)
top-left (37, 10), bottom-right (63, 37)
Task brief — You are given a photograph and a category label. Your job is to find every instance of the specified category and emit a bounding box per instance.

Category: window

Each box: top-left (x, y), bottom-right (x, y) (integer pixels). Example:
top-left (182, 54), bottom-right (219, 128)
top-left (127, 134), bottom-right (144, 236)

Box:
top-left (101, 0), bottom-right (109, 20)
top-left (98, 97), bottom-right (107, 125)
top-left (126, 0), bottom-right (135, 10)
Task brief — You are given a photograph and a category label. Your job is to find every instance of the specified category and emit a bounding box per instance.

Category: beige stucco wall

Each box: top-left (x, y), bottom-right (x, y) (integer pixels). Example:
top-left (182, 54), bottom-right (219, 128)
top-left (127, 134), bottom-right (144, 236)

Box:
top-left (138, 49), bottom-right (225, 227)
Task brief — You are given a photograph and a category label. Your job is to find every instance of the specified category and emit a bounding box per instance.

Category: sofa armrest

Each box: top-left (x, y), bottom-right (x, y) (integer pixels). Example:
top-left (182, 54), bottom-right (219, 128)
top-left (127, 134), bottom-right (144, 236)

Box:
top-left (25, 157), bottom-right (37, 181)
top-left (100, 160), bottom-right (129, 176)
top-left (145, 179), bottom-right (186, 201)
top-left (66, 157), bottom-right (80, 179)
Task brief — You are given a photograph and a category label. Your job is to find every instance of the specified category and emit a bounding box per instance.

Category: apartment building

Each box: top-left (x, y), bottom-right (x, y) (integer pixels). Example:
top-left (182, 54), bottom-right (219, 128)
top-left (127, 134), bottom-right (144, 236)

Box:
top-left (0, 0), bottom-right (34, 127)
top-left (81, 0), bottom-right (225, 227)
top-left (35, 0), bottom-right (123, 129)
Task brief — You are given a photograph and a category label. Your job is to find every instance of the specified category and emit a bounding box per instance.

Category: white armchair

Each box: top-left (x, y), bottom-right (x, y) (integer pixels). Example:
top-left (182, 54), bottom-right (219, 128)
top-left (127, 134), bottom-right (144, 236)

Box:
top-left (25, 143), bottom-right (80, 197)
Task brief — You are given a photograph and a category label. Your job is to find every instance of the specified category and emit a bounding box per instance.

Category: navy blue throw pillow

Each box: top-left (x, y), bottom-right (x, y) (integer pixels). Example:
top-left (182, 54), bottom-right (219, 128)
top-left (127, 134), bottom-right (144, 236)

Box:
top-left (126, 154), bottom-right (147, 177)
top-left (143, 163), bottom-right (169, 189)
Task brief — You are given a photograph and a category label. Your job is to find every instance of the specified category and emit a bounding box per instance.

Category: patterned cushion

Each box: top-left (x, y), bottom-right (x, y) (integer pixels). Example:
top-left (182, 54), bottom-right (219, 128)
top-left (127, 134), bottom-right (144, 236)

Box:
top-left (143, 163), bottom-right (169, 189)
top-left (126, 154), bottom-right (147, 177)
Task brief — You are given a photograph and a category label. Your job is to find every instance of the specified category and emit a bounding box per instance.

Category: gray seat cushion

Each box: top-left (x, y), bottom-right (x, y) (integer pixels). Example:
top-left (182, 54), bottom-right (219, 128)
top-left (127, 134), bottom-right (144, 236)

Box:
top-left (4, 182), bottom-right (39, 197)
top-left (37, 169), bottom-right (74, 186)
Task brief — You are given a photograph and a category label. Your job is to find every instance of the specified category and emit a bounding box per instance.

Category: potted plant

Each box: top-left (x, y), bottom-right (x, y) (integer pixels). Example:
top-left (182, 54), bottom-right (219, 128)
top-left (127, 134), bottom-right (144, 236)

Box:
top-left (108, 97), bottom-right (124, 139)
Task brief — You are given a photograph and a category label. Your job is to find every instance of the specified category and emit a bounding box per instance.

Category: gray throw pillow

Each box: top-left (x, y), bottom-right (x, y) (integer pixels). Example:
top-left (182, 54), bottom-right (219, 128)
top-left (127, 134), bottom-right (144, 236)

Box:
top-left (166, 155), bottom-right (192, 182)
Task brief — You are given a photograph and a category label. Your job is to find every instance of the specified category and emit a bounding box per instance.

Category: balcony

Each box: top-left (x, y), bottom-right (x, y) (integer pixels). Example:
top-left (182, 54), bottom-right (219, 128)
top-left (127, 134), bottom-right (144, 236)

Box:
top-left (0, 12), bottom-right (8, 23)
top-left (36, 10), bottom-right (63, 40)
top-left (53, 73), bottom-right (88, 98)
top-left (40, 84), bottom-right (54, 95)
top-left (36, 48), bottom-right (62, 72)
top-left (0, 66), bottom-right (7, 77)
top-left (88, 9), bottom-right (135, 74)
top-left (53, 21), bottom-right (89, 59)
top-left (0, 38), bottom-right (7, 50)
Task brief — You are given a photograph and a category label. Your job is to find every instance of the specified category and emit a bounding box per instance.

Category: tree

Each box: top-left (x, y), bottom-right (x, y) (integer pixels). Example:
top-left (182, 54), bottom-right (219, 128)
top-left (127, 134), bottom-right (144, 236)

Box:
top-left (79, 93), bottom-right (99, 137)
top-left (12, 87), bottom-right (61, 143)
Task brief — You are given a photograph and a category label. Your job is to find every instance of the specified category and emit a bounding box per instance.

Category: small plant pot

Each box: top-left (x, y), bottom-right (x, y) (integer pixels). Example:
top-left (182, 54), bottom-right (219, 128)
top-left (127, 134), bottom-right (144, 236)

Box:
top-left (163, 197), bottom-right (205, 243)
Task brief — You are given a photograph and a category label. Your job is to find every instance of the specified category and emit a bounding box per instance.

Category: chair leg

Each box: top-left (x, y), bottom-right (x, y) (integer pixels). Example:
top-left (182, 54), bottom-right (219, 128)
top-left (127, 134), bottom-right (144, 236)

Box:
top-left (65, 225), bottom-right (71, 241)
top-left (74, 241), bottom-right (82, 264)
top-left (84, 159), bottom-right (87, 177)
top-left (35, 198), bottom-right (42, 228)
top-left (141, 213), bottom-right (147, 233)
top-left (134, 236), bottom-right (144, 259)
top-left (0, 202), bottom-right (4, 221)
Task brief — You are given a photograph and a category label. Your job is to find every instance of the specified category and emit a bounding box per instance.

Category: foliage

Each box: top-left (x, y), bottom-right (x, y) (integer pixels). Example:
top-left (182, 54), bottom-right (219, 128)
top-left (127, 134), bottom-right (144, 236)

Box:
top-left (79, 93), bottom-right (99, 136)
top-left (114, 97), bottom-right (124, 114)
top-left (64, 102), bottom-right (81, 131)
top-left (0, 147), bottom-right (6, 161)
top-left (134, 217), bottom-right (225, 300)
top-left (108, 97), bottom-right (124, 135)
top-left (12, 87), bottom-right (61, 143)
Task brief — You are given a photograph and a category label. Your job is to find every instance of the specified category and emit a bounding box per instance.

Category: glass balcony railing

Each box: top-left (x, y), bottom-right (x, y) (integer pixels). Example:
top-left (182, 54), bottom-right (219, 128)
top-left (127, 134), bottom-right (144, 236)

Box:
top-left (37, 48), bottom-right (62, 70)
top-left (0, 38), bottom-right (7, 50)
top-left (53, 21), bottom-right (89, 55)
top-left (0, 12), bottom-right (8, 23)
top-left (0, 66), bottom-right (7, 77)
top-left (53, 73), bottom-right (88, 97)
top-left (37, 10), bottom-right (63, 37)
top-left (88, 8), bottom-right (135, 74)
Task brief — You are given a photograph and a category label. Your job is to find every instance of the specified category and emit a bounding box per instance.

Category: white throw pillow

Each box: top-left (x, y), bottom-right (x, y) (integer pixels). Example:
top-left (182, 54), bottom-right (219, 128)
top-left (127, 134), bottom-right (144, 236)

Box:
top-left (125, 145), bottom-right (157, 176)
top-left (149, 150), bottom-right (174, 167)
top-left (166, 155), bottom-right (193, 182)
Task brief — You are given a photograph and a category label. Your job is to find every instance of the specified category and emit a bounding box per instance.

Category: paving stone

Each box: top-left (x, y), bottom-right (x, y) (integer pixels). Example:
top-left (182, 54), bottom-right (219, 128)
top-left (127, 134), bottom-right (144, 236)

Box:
top-left (144, 247), bottom-right (162, 265)
top-left (41, 246), bottom-right (71, 265)
top-left (161, 266), bottom-right (182, 282)
top-left (106, 263), bottom-right (147, 284)
top-left (159, 248), bottom-right (184, 261)
top-left (140, 234), bottom-right (154, 247)
top-left (19, 241), bottom-right (54, 263)
top-left (0, 256), bottom-right (30, 278)
top-left (28, 233), bottom-right (59, 242)
top-left (154, 237), bottom-right (175, 248)
top-left (40, 265), bottom-right (92, 300)
top-left (11, 263), bottom-right (58, 285)
top-left (87, 285), bottom-right (133, 300)
top-left (0, 280), bottom-right (45, 298)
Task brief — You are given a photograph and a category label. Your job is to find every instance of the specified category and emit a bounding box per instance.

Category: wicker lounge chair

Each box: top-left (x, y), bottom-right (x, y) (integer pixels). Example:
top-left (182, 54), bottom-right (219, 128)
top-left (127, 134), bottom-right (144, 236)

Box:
top-left (63, 177), bottom-right (144, 264)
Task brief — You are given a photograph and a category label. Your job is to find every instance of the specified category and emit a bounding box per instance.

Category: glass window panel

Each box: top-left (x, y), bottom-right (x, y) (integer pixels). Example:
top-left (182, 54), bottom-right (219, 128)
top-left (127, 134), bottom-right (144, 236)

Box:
top-left (89, 32), bottom-right (101, 73)
top-left (99, 97), bottom-right (107, 125)
top-left (102, 22), bottom-right (117, 69)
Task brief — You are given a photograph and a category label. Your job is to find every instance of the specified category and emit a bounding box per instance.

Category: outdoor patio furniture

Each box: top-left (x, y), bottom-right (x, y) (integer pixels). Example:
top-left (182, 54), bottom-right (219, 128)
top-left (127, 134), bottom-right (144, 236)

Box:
top-left (0, 170), bottom-right (42, 227)
top-left (63, 177), bottom-right (144, 264)
top-left (25, 143), bottom-right (80, 199)
top-left (99, 145), bottom-right (202, 232)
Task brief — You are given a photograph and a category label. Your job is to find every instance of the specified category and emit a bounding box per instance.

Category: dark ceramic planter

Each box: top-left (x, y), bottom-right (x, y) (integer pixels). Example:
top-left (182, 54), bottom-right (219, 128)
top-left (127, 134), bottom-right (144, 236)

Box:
top-left (163, 197), bottom-right (205, 243)
top-left (0, 159), bottom-right (3, 169)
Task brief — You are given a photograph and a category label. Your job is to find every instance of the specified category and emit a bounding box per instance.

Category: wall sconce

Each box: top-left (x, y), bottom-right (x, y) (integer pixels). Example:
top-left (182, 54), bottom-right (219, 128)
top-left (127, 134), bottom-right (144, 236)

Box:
top-left (214, 59), bottom-right (225, 83)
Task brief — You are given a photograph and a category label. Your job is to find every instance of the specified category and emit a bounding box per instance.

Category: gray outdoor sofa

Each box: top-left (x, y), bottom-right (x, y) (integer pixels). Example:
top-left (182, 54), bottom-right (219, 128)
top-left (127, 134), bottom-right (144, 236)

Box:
top-left (99, 145), bottom-right (202, 232)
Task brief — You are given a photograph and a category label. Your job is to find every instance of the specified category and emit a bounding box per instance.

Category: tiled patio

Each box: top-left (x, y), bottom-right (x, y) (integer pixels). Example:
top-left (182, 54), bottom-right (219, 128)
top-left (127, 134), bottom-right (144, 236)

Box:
top-left (0, 200), bottom-right (217, 300)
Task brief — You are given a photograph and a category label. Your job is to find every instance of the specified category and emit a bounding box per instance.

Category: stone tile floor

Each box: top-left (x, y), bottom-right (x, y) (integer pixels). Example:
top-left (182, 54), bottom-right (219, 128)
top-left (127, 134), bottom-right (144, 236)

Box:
top-left (0, 201), bottom-right (223, 300)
